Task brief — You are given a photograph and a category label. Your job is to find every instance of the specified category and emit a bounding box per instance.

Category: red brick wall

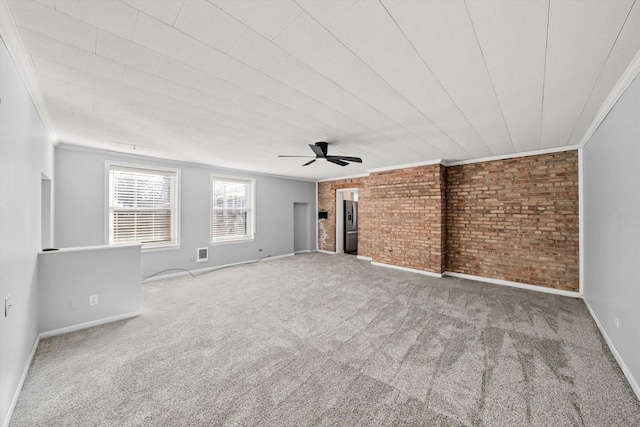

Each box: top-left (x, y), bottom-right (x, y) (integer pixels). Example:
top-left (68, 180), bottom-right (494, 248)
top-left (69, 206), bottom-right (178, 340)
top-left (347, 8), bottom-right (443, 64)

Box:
top-left (317, 151), bottom-right (579, 291)
top-left (360, 164), bottom-right (446, 274)
top-left (446, 151), bottom-right (579, 291)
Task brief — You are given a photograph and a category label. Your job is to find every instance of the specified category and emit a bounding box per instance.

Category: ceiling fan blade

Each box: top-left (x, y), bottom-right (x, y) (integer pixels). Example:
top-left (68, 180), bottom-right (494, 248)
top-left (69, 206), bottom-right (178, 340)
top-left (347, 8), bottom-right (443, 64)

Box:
top-left (278, 155), bottom-right (315, 157)
top-left (309, 143), bottom-right (326, 158)
top-left (327, 158), bottom-right (349, 167)
top-left (326, 155), bottom-right (362, 163)
top-left (302, 159), bottom-right (316, 166)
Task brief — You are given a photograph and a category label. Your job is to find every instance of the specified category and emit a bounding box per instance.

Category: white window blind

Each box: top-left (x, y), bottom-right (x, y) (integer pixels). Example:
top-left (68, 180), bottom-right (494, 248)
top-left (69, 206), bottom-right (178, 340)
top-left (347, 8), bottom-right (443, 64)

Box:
top-left (108, 164), bottom-right (179, 249)
top-left (211, 176), bottom-right (255, 243)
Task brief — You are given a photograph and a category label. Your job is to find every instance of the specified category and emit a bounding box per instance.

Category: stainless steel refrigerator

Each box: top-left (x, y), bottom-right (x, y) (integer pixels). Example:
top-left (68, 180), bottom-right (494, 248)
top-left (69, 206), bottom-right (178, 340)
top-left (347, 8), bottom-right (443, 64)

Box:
top-left (344, 200), bottom-right (358, 254)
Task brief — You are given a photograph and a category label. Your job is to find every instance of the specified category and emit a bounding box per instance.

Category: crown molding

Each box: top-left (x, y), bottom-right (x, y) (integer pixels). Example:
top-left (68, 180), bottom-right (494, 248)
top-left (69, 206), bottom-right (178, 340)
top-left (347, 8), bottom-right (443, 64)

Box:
top-left (579, 47), bottom-right (640, 148)
top-left (443, 145), bottom-right (580, 167)
top-left (0, 0), bottom-right (57, 144)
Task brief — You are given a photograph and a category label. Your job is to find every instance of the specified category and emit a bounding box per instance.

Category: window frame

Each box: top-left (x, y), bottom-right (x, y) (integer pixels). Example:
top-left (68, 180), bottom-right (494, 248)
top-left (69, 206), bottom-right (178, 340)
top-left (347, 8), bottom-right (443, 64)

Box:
top-left (210, 174), bottom-right (256, 245)
top-left (105, 161), bottom-right (181, 252)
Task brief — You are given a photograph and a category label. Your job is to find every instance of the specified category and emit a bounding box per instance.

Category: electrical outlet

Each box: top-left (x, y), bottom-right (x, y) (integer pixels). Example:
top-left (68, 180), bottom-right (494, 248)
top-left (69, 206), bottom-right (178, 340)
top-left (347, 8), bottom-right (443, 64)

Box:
top-left (614, 317), bottom-right (620, 329)
top-left (89, 295), bottom-right (99, 306)
top-left (4, 295), bottom-right (11, 317)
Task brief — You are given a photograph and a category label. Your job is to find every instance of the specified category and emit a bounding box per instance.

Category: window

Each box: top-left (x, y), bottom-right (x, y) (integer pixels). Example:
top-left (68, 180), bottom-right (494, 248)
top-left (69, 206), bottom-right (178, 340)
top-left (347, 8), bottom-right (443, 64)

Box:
top-left (107, 163), bottom-right (180, 250)
top-left (211, 175), bottom-right (255, 244)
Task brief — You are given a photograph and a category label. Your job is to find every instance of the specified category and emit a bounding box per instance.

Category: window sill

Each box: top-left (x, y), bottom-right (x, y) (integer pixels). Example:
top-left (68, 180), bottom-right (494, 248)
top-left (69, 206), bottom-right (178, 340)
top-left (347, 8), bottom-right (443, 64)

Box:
top-left (141, 244), bottom-right (181, 253)
top-left (210, 238), bottom-right (254, 246)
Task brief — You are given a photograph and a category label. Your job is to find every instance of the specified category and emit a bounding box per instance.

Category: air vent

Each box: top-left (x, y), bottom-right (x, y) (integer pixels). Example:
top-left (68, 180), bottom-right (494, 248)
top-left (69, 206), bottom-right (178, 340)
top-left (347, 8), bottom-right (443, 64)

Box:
top-left (196, 247), bottom-right (208, 262)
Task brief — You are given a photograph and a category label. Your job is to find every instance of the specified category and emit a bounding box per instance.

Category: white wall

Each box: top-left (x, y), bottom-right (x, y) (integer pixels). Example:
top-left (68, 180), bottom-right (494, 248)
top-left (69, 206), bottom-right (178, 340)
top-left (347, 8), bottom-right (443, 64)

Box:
top-left (0, 40), bottom-right (54, 426)
top-left (38, 244), bottom-right (141, 335)
top-left (54, 146), bottom-right (317, 278)
top-left (583, 75), bottom-right (640, 398)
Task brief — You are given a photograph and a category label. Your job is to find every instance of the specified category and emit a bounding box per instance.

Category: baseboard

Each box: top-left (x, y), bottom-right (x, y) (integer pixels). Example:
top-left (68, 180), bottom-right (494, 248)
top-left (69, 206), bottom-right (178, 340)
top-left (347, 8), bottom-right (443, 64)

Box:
top-left (583, 298), bottom-right (640, 401)
top-left (371, 261), bottom-right (443, 278)
top-left (317, 250), bottom-right (336, 255)
top-left (143, 253), bottom-right (295, 282)
top-left (356, 255), bottom-right (372, 261)
top-left (444, 271), bottom-right (581, 298)
top-left (294, 250), bottom-right (311, 254)
top-left (2, 334), bottom-right (40, 427)
top-left (40, 311), bottom-right (141, 339)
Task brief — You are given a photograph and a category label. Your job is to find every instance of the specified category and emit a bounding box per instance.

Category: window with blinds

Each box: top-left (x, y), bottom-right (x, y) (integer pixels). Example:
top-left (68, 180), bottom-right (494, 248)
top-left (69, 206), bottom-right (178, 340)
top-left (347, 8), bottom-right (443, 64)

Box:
top-left (107, 163), bottom-right (180, 249)
top-left (211, 176), bottom-right (255, 243)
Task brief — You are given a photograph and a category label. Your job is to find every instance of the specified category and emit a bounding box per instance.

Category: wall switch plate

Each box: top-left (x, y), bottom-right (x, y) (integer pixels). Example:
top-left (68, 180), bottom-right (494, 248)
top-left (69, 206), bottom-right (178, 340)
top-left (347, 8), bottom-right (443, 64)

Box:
top-left (614, 317), bottom-right (620, 329)
top-left (4, 295), bottom-right (11, 317)
top-left (89, 295), bottom-right (99, 306)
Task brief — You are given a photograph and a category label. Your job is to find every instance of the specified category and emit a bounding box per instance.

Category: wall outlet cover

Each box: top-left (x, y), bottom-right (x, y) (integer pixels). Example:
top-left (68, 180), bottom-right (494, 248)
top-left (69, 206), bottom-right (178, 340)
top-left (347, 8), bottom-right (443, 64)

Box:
top-left (89, 295), bottom-right (99, 306)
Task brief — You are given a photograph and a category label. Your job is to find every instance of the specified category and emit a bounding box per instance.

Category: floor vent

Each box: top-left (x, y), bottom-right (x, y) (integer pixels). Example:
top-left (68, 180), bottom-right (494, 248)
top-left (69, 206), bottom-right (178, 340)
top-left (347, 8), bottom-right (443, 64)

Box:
top-left (196, 247), bottom-right (208, 262)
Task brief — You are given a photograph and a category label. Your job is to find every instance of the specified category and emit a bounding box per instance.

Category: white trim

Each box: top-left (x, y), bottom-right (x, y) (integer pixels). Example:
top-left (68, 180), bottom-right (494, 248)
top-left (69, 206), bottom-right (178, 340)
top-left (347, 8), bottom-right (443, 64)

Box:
top-left (335, 188), bottom-right (359, 254)
top-left (317, 249), bottom-right (336, 255)
top-left (579, 48), bottom-right (640, 149)
top-left (356, 255), bottom-right (372, 261)
top-left (105, 161), bottom-right (181, 249)
top-left (2, 335), bottom-right (40, 427)
top-left (371, 261), bottom-right (443, 278)
top-left (583, 298), bottom-right (640, 401)
top-left (367, 159), bottom-right (443, 173)
top-left (142, 253), bottom-right (295, 282)
top-left (39, 243), bottom-right (141, 255)
top-left (444, 145), bottom-right (580, 167)
top-left (39, 311), bottom-right (142, 339)
top-left (578, 148), bottom-right (584, 295)
top-left (210, 174), bottom-right (256, 244)
top-left (443, 271), bottom-right (581, 298)
top-left (295, 250), bottom-right (311, 254)
top-left (0, 0), bottom-right (57, 144)
top-left (317, 173), bottom-right (369, 183)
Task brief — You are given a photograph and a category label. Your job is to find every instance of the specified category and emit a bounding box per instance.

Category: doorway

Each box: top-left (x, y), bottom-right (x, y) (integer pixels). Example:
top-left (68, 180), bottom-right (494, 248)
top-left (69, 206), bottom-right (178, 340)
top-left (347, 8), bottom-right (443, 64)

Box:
top-left (41, 173), bottom-right (52, 249)
top-left (335, 188), bottom-right (359, 254)
top-left (293, 202), bottom-right (310, 253)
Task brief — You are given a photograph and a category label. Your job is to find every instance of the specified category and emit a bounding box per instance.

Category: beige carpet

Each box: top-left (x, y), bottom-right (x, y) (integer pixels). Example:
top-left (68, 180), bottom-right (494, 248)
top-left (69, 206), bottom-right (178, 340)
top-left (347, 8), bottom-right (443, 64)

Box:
top-left (11, 253), bottom-right (640, 426)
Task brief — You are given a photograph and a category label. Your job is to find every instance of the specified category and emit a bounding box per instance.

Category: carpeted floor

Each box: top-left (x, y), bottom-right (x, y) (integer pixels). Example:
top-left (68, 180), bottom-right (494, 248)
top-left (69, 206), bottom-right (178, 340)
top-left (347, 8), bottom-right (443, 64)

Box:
top-left (11, 253), bottom-right (640, 426)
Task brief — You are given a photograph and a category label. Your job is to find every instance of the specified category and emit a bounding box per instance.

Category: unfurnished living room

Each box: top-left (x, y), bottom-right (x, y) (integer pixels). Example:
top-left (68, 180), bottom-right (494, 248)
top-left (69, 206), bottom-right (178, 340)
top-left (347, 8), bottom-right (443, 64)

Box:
top-left (1, 0), bottom-right (640, 426)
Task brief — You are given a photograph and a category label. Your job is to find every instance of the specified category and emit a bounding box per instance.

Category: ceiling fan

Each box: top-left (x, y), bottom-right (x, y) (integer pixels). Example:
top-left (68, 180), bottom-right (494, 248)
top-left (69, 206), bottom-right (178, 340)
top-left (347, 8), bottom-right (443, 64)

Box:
top-left (278, 142), bottom-right (363, 167)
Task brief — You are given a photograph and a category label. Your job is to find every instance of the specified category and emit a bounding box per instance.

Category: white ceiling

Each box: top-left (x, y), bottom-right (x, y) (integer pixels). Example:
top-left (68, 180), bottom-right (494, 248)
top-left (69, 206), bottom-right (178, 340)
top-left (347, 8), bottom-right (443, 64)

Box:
top-left (3, 0), bottom-right (640, 180)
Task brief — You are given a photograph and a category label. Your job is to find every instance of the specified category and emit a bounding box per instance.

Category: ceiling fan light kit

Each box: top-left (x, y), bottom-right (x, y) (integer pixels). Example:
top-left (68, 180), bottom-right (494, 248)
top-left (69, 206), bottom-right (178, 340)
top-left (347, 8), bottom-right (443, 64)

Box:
top-left (278, 142), bottom-right (363, 167)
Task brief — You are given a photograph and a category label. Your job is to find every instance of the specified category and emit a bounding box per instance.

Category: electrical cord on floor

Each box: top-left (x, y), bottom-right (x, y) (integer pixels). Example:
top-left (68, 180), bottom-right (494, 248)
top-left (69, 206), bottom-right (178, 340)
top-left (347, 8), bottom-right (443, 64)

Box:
top-left (142, 268), bottom-right (195, 281)
top-left (141, 254), bottom-right (273, 282)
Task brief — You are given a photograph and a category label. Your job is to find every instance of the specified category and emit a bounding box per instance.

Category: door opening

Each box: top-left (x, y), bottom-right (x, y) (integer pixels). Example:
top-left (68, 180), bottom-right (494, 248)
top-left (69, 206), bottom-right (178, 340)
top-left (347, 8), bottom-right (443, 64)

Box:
top-left (41, 174), bottom-right (52, 249)
top-left (336, 188), bottom-right (358, 255)
top-left (293, 202), bottom-right (310, 253)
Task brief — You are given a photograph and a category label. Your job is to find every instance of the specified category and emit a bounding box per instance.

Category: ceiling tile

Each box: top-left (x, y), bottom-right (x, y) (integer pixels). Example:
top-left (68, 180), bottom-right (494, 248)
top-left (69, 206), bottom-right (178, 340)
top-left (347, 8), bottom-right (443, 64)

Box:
top-left (219, 0), bottom-right (301, 40)
top-left (132, 12), bottom-right (199, 63)
top-left (173, 0), bottom-right (246, 52)
top-left (18, 27), bottom-right (64, 63)
top-left (274, 12), bottom-right (430, 136)
top-left (327, 1), bottom-right (492, 158)
top-left (227, 29), bottom-right (289, 74)
top-left (121, 0), bottom-right (184, 26)
top-left (187, 44), bottom-right (244, 82)
top-left (466, 0), bottom-right (548, 153)
top-left (11, 0), bottom-right (96, 52)
top-left (567, 1), bottom-right (640, 146)
top-left (380, 0), bottom-right (511, 155)
top-left (153, 55), bottom-right (209, 89)
top-left (96, 30), bottom-right (160, 73)
top-left (62, 44), bottom-right (126, 81)
top-left (540, 0), bottom-right (634, 148)
top-left (295, 0), bottom-right (358, 26)
top-left (31, 55), bottom-right (96, 88)
top-left (231, 65), bottom-right (280, 95)
top-left (54, 0), bottom-right (139, 40)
